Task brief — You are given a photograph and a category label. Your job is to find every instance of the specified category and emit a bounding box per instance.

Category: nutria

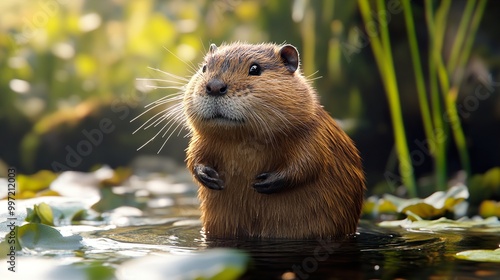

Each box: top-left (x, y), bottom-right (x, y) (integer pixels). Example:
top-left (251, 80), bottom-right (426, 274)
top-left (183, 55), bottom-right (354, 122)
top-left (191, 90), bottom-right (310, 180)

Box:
top-left (181, 42), bottom-right (365, 239)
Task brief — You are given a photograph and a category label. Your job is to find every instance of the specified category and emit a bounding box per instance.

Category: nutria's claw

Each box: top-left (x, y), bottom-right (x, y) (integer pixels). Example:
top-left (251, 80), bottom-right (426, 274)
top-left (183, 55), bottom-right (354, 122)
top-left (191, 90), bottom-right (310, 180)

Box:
top-left (253, 172), bottom-right (286, 194)
top-left (194, 164), bottom-right (224, 190)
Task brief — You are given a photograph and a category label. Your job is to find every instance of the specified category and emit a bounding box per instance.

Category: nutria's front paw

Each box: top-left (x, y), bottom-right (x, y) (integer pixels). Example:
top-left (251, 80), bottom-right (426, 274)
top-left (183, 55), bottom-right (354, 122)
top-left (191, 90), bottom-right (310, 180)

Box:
top-left (194, 164), bottom-right (224, 190)
top-left (253, 172), bottom-right (286, 194)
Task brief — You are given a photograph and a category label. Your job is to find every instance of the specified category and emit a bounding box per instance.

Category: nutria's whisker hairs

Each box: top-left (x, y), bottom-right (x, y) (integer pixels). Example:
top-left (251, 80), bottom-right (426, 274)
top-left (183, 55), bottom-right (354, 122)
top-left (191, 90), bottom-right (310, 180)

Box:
top-left (144, 94), bottom-right (184, 108)
top-left (162, 46), bottom-right (199, 74)
top-left (305, 70), bottom-right (322, 82)
top-left (136, 78), bottom-right (187, 85)
top-left (135, 104), bottom-right (187, 153)
top-left (132, 81), bottom-right (188, 153)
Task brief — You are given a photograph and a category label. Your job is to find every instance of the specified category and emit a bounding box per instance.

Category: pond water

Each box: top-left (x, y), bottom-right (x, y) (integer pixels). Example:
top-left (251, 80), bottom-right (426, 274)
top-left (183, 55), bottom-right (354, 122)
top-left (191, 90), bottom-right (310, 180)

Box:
top-left (2, 165), bottom-right (500, 279)
top-left (85, 217), bottom-right (500, 279)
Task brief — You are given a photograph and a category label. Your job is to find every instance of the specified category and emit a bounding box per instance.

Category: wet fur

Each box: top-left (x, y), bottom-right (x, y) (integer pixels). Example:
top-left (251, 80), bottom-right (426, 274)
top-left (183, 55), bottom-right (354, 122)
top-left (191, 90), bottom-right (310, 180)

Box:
top-left (181, 43), bottom-right (365, 239)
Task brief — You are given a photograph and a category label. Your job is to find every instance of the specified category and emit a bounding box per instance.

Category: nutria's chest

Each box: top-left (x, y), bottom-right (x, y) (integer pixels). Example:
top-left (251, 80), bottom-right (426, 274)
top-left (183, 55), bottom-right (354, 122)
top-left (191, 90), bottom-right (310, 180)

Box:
top-left (213, 139), bottom-right (275, 189)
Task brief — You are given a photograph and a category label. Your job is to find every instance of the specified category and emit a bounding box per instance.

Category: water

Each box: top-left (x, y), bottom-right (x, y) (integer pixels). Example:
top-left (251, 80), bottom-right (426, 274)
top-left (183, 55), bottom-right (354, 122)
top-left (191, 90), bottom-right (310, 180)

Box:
top-left (84, 217), bottom-right (499, 279)
top-left (3, 167), bottom-right (500, 279)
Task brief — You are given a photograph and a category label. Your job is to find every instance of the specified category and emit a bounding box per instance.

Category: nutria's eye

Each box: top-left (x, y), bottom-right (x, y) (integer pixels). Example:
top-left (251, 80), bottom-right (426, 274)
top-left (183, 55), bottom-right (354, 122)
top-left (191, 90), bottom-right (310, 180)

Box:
top-left (249, 63), bottom-right (261, 76)
top-left (202, 64), bottom-right (207, 73)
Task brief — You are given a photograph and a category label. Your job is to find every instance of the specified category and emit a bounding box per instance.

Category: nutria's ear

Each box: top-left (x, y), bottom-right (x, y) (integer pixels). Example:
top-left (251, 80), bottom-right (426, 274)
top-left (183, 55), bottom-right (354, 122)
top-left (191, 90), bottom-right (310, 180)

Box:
top-left (209, 43), bottom-right (218, 53)
top-left (279, 44), bottom-right (299, 73)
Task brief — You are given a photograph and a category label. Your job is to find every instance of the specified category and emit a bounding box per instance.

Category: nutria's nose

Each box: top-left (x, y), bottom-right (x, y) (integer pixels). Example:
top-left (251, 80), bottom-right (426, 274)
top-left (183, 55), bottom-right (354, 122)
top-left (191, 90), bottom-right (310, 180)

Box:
top-left (205, 79), bottom-right (227, 96)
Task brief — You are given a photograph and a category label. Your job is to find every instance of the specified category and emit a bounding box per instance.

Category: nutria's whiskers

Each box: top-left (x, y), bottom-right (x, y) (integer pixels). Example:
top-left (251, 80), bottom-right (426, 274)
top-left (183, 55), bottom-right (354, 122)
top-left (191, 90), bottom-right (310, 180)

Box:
top-left (132, 70), bottom-right (188, 153)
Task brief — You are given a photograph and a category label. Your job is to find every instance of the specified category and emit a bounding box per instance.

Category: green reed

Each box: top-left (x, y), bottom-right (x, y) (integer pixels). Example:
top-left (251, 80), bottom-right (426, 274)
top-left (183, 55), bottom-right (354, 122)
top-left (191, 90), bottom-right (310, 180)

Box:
top-left (359, 0), bottom-right (487, 196)
top-left (358, 0), bottom-right (417, 197)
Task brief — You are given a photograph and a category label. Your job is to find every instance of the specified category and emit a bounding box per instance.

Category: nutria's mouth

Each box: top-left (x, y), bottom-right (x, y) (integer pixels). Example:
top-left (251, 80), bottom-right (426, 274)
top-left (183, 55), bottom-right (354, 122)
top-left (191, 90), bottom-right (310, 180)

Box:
top-left (207, 113), bottom-right (245, 124)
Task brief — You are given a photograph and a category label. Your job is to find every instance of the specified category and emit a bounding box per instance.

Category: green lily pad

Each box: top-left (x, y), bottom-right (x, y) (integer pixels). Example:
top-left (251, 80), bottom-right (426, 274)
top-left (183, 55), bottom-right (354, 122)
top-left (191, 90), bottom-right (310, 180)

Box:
top-left (17, 170), bottom-right (59, 198)
top-left (0, 258), bottom-right (115, 280)
top-left (35, 203), bottom-right (54, 226)
top-left (382, 184), bottom-right (469, 219)
top-left (379, 216), bottom-right (500, 232)
top-left (17, 223), bottom-right (83, 250)
top-left (25, 199), bottom-right (99, 226)
top-left (92, 187), bottom-right (144, 213)
top-left (116, 248), bottom-right (249, 280)
top-left (455, 249), bottom-right (500, 263)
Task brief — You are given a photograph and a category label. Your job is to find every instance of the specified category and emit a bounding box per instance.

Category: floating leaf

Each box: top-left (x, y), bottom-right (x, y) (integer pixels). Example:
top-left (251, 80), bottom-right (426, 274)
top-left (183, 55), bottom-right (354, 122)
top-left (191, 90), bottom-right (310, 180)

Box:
top-left (0, 258), bottom-right (115, 280)
top-left (455, 249), bottom-right (500, 263)
top-left (382, 184), bottom-right (469, 218)
top-left (26, 203), bottom-right (58, 226)
top-left (379, 216), bottom-right (500, 232)
top-left (17, 170), bottom-right (59, 198)
top-left (92, 187), bottom-right (143, 213)
top-left (116, 248), bottom-right (249, 280)
top-left (17, 223), bottom-right (82, 250)
top-left (36, 203), bottom-right (55, 226)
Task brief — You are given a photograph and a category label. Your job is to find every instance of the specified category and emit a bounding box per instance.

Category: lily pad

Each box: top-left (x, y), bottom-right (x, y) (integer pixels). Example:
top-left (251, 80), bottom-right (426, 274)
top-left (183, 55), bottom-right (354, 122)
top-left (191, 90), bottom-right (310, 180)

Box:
top-left (16, 170), bottom-right (59, 198)
top-left (455, 249), bottom-right (500, 263)
top-left (365, 185), bottom-right (469, 219)
top-left (0, 258), bottom-right (115, 280)
top-left (379, 216), bottom-right (500, 232)
top-left (116, 248), bottom-right (249, 280)
top-left (25, 201), bottom-right (95, 226)
top-left (27, 203), bottom-right (55, 226)
top-left (17, 223), bottom-right (83, 251)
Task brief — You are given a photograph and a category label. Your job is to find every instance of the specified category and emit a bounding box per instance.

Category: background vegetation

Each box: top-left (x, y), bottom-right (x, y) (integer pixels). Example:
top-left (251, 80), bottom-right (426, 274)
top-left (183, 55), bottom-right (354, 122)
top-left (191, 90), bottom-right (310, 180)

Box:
top-left (1, 0), bottom-right (500, 204)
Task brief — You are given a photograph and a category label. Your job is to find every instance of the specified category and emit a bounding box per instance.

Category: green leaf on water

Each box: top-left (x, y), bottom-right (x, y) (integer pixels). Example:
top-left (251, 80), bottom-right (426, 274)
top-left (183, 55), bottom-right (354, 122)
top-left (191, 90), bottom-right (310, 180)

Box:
top-left (117, 248), bottom-right (249, 280)
top-left (25, 200), bottom-right (94, 226)
top-left (0, 258), bottom-right (116, 280)
top-left (382, 184), bottom-right (469, 219)
top-left (17, 223), bottom-right (82, 250)
top-left (16, 170), bottom-right (59, 198)
top-left (26, 203), bottom-right (57, 226)
top-left (379, 216), bottom-right (500, 232)
top-left (455, 249), bottom-right (500, 263)
top-left (36, 203), bottom-right (55, 226)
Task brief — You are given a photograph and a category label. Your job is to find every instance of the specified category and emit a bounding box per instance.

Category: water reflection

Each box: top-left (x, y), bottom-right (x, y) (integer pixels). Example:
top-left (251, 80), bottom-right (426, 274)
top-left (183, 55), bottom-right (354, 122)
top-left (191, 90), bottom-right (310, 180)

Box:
top-left (88, 219), bottom-right (498, 279)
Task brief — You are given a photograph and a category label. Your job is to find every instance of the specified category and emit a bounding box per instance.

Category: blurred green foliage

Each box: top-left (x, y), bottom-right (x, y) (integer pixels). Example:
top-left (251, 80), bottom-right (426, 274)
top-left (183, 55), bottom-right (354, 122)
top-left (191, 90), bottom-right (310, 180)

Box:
top-left (1, 0), bottom-right (500, 200)
top-left (0, 0), bottom-right (363, 172)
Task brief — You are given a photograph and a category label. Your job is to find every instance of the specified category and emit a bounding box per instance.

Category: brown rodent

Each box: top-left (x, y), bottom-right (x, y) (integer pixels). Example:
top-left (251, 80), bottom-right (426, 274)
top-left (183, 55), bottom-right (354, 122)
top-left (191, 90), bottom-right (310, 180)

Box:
top-left (183, 42), bottom-right (365, 239)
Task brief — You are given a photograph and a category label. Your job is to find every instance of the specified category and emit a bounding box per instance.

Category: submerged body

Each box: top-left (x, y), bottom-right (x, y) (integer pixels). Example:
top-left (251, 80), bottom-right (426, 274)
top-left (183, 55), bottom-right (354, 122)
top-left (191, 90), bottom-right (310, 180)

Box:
top-left (183, 43), bottom-right (365, 239)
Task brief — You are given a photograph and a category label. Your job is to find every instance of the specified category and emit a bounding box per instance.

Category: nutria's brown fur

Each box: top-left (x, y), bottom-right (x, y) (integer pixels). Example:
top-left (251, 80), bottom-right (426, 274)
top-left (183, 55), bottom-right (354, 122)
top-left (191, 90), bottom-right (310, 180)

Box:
top-left (183, 42), bottom-right (365, 239)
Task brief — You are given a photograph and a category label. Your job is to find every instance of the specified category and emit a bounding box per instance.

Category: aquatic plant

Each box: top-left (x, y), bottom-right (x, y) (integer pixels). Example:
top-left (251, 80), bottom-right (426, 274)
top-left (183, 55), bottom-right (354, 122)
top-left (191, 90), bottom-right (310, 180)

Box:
top-left (358, 0), bottom-right (488, 197)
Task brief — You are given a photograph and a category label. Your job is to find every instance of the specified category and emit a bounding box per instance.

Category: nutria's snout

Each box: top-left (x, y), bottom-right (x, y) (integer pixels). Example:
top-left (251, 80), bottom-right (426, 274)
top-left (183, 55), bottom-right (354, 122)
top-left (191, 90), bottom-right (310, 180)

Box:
top-left (205, 78), bottom-right (228, 97)
top-left (188, 88), bottom-right (246, 125)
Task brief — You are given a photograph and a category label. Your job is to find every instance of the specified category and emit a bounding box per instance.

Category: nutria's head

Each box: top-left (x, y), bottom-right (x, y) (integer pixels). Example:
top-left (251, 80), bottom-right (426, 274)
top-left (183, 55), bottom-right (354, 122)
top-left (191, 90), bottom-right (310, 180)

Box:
top-left (183, 43), bottom-right (318, 139)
